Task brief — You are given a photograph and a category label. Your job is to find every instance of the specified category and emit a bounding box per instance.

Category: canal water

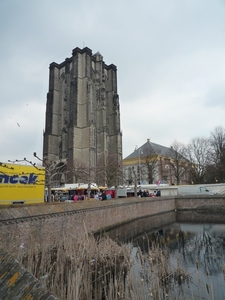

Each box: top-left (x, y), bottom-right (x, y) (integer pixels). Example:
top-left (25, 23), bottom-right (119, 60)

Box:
top-left (101, 212), bottom-right (225, 299)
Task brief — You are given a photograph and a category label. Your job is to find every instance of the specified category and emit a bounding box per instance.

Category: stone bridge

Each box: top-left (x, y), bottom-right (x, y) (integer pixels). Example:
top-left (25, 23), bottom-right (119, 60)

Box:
top-left (1, 196), bottom-right (225, 299)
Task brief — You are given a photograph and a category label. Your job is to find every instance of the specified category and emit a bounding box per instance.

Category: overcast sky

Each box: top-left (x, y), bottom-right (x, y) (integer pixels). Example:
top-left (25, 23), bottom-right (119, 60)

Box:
top-left (1, 0), bottom-right (225, 164)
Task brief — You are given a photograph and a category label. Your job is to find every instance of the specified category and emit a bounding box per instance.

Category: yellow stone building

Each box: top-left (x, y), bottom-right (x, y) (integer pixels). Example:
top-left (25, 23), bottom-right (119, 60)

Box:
top-left (123, 139), bottom-right (190, 185)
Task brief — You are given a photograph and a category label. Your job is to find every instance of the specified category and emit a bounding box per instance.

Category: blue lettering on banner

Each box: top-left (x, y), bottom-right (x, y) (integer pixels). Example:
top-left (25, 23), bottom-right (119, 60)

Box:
top-left (0, 174), bottom-right (38, 184)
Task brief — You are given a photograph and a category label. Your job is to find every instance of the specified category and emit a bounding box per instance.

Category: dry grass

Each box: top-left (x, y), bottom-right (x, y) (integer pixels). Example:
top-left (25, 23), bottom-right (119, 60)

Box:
top-left (16, 225), bottom-right (132, 300)
top-left (3, 224), bottom-right (222, 299)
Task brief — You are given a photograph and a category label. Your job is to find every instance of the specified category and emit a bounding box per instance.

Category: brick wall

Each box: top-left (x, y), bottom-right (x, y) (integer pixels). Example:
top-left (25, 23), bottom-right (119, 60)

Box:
top-left (1, 196), bottom-right (225, 255)
top-left (175, 195), bottom-right (225, 212)
top-left (0, 198), bottom-right (175, 253)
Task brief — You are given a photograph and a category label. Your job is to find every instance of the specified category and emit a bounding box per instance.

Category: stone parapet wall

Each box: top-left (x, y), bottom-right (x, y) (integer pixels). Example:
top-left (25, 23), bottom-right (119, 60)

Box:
top-left (1, 196), bottom-right (225, 250)
top-left (175, 195), bottom-right (225, 212)
top-left (0, 198), bottom-right (176, 252)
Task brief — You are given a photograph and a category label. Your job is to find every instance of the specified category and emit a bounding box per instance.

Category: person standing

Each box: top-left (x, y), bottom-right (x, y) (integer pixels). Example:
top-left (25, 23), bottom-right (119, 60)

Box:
top-left (73, 194), bottom-right (78, 202)
top-left (101, 191), bottom-right (107, 201)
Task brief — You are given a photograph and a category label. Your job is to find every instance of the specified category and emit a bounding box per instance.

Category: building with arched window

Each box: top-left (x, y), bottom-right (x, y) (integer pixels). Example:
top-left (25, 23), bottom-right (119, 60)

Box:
top-left (43, 47), bottom-right (122, 185)
top-left (123, 139), bottom-right (190, 186)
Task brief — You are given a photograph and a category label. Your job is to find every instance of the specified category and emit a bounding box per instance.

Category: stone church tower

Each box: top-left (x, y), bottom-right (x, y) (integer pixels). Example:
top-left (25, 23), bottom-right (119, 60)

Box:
top-left (43, 47), bottom-right (122, 184)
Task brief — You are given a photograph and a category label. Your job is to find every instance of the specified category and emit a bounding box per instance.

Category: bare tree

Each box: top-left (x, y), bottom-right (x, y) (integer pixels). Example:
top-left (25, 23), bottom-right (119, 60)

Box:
top-left (168, 140), bottom-right (188, 185)
top-left (105, 158), bottom-right (123, 188)
top-left (209, 126), bottom-right (225, 182)
top-left (65, 158), bottom-right (97, 184)
top-left (33, 153), bottom-right (68, 202)
top-left (141, 145), bottom-right (160, 184)
top-left (185, 137), bottom-right (211, 184)
top-left (131, 166), bottom-right (138, 197)
top-left (75, 154), bottom-right (122, 188)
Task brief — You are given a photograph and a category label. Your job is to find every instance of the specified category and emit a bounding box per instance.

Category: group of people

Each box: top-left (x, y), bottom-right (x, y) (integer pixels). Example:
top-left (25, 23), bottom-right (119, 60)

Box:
top-left (71, 190), bottom-right (111, 201)
top-left (138, 189), bottom-right (161, 197)
top-left (94, 190), bottom-right (111, 200)
top-left (72, 194), bottom-right (85, 201)
top-left (50, 188), bottom-right (112, 202)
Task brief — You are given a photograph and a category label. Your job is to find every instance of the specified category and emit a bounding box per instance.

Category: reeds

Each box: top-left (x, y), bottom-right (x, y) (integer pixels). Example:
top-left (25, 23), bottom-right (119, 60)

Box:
top-left (133, 242), bottom-right (192, 299)
top-left (15, 227), bottom-right (132, 300)
top-left (5, 223), bottom-right (223, 300)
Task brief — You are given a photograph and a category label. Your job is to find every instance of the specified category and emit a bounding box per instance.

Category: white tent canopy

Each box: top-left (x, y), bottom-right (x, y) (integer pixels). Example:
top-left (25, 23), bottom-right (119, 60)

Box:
top-left (75, 183), bottom-right (99, 190)
top-left (64, 183), bottom-right (84, 189)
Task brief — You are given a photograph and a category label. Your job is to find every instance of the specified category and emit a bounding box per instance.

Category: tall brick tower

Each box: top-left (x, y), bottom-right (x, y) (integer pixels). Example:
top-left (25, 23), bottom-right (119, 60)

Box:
top-left (43, 47), bottom-right (122, 184)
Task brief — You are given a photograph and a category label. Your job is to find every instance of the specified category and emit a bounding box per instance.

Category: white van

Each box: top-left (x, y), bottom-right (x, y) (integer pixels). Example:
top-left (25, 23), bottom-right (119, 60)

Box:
top-left (178, 185), bottom-right (217, 196)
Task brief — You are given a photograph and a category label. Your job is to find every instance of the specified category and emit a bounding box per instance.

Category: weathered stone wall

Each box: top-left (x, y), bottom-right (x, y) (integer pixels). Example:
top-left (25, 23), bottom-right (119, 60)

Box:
top-left (1, 196), bottom-right (225, 252)
top-left (175, 195), bottom-right (225, 212)
top-left (43, 47), bottom-right (122, 182)
top-left (1, 196), bottom-right (225, 250)
top-left (0, 198), bottom-right (176, 253)
top-left (175, 195), bottom-right (225, 223)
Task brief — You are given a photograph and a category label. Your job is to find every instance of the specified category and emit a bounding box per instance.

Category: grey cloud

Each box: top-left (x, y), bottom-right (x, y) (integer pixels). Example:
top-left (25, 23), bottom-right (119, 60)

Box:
top-left (205, 85), bottom-right (225, 107)
top-left (0, 0), bottom-right (225, 162)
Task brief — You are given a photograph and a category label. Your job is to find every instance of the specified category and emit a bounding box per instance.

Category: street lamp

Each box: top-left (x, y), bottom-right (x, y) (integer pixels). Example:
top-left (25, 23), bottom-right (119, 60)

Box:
top-left (33, 153), bottom-right (54, 203)
top-left (138, 149), bottom-right (143, 184)
top-left (132, 166), bottom-right (137, 197)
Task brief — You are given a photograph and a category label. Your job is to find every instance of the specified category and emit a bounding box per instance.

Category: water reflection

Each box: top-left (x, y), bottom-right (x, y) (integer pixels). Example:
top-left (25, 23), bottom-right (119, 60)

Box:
top-left (96, 211), bottom-right (176, 242)
top-left (100, 212), bottom-right (225, 299)
top-left (133, 223), bottom-right (225, 299)
top-left (178, 224), bottom-right (225, 276)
